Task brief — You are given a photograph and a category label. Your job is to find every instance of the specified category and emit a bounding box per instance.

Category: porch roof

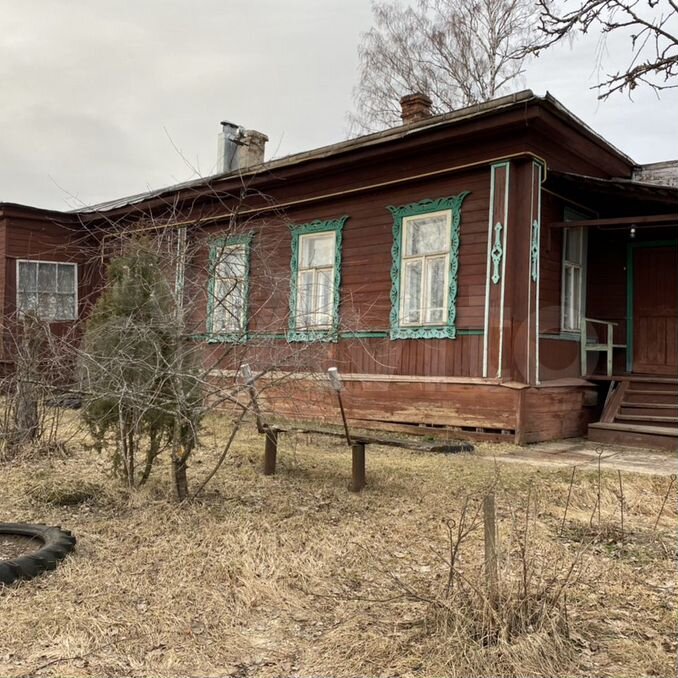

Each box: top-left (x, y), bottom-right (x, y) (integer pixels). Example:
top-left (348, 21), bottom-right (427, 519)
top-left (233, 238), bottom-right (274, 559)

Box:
top-left (545, 170), bottom-right (678, 214)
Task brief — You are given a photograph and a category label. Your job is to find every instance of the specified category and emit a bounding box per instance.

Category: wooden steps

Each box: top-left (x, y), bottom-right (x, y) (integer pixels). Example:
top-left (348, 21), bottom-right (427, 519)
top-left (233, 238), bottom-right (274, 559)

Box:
top-left (588, 378), bottom-right (678, 451)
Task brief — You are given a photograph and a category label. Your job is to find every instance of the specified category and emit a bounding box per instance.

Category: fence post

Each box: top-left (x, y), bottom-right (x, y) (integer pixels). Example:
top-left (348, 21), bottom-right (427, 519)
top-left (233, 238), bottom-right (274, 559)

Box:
top-left (263, 428), bottom-right (278, 476)
top-left (351, 442), bottom-right (366, 492)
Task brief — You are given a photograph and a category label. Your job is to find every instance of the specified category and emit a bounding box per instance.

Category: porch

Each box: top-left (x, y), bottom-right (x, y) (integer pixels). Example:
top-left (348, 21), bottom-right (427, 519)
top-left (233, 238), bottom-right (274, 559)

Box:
top-left (555, 197), bottom-right (676, 450)
top-left (543, 172), bottom-right (677, 450)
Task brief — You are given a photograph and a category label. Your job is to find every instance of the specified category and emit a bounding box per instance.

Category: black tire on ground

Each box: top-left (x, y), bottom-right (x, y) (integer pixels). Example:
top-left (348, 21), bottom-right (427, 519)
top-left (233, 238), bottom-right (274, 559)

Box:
top-left (0, 523), bottom-right (76, 586)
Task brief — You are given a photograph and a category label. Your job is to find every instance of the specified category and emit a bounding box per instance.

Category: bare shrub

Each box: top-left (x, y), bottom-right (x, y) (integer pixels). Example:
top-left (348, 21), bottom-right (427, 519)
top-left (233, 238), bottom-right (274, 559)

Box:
top-left (0, 313), bottom-right (76, 461)
top-left (333, 488), bottom-right (589, 676)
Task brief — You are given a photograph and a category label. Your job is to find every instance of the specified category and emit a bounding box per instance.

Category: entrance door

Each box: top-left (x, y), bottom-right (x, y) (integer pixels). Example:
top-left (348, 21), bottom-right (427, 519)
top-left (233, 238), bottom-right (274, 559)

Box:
top-left (632, 245), bottom-right (678, 375)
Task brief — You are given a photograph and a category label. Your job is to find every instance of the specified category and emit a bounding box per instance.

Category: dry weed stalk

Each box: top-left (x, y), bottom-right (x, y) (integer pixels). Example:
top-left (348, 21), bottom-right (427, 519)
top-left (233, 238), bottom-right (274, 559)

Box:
top-left (335, 485), bottom-right (589, 675)
top-left (560, 465), bottom-right (576, 536)
top-left (654, 474), bottom-right (676, 533)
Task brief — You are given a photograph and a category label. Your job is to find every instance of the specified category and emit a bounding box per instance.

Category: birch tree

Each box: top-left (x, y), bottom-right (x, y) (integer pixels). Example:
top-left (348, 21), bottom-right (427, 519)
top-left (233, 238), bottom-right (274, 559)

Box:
top-left (349, 0), bottom-right (538, 133)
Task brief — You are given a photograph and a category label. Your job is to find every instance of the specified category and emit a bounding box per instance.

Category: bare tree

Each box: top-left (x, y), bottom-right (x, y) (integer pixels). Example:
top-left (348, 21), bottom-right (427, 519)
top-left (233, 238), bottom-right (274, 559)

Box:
top-left (349, 0), bottom-right (538, 133)
top-left (0, 172), bottom-right (377, 499)
top-left (531, 0), bottom-right (678, 99)
top-left (75, 180), bottom-right (370, 501)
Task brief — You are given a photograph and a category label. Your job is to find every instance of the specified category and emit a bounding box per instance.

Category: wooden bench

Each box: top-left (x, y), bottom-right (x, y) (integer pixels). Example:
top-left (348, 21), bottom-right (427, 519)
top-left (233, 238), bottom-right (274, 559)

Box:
top-left (260, 424), bottom-right (474, 491)
top-left (241, 363), bottom-right (473, 492)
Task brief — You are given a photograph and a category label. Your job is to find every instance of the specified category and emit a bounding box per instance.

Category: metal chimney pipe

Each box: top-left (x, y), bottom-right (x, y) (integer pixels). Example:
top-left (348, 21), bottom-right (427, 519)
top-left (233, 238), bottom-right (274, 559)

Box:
top-left (217, 120), bottom-right (244, 173)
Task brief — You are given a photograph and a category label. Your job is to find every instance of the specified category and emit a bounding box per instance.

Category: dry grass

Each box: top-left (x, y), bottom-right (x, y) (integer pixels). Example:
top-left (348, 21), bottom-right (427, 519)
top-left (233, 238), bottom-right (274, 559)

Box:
top-left (0, 413), bottom-right (676, 677)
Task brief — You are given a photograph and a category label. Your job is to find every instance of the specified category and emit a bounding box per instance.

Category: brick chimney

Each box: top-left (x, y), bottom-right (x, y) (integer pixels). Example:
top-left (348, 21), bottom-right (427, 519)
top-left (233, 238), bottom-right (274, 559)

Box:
top-left (400, 93), bottom-right (433, 124)
top-left (217, 123), bottom-right (268, 174)
top-left (239, 129), bottom-right (268, 169)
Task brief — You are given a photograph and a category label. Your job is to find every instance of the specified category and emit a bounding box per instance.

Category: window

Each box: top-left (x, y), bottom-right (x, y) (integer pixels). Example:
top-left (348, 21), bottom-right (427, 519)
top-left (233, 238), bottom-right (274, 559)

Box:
top-left (288, 217), bottom-right (346, 342)
top-left (400, 211), bottom-right (451, 326)
top-left (388, 193), bottom-right (469, 340)
top-left (17, 260), bottom-right (77, 321)
top-left (296, 232), bottom-right (336, 329)
top-left (561, 227), bottom-right (584, 331)
top-left (207, 235), bottom-right (252, 340)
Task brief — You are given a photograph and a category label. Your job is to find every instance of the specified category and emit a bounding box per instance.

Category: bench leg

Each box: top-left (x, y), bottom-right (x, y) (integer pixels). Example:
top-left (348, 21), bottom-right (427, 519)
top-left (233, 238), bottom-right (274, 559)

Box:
top-left (351, 442), bottom-right (366, 492)
top-left (263, 429), bottom-right (278, 475)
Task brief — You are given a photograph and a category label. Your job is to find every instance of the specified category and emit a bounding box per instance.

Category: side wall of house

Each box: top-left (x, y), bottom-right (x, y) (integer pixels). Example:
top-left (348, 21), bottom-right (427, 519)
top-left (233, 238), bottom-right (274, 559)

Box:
top-left (1, 210), bottom-right (100, 360)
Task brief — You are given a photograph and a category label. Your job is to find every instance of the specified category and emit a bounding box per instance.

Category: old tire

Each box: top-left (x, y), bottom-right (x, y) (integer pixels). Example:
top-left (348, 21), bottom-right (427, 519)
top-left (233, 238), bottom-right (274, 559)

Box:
top-left (0, 523), bottom-right (76, 586)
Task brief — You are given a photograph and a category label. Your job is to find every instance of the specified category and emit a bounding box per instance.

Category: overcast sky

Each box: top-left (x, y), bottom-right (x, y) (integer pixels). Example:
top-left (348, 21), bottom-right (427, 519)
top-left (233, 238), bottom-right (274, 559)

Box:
top-left (1, 0), bottom-right (677, 211)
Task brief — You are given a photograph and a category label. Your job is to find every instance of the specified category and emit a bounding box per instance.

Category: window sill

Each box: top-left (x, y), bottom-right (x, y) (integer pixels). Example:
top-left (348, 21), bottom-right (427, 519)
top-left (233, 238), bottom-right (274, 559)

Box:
top-left (200, 332), bottom-right (248, 344)
top-left (390, 325), bottom-right (457, 340)
top-left (287, 328), bottom-right (339, 343)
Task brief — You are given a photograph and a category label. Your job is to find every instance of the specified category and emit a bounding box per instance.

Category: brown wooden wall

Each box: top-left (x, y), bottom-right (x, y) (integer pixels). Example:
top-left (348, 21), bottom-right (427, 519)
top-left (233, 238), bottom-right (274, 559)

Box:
top-left (520, 384), bottom-right (598, 443)
top-left (187, 164), bottom-right (493, 378)
top-left (0, 210), bottom-right (100, 358)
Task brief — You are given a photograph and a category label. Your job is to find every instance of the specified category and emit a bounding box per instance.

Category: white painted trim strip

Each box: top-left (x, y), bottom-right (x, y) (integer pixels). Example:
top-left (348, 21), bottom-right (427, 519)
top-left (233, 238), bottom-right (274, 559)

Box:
top-left (497, 163), bottom-right (510, 378)
top-left (482, 166), bottom-right (497, 378)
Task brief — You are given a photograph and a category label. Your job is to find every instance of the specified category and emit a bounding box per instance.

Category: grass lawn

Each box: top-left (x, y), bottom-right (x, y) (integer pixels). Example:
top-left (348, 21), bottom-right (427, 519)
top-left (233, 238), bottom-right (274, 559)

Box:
top-left (0, 417), bottom-right (676, 677)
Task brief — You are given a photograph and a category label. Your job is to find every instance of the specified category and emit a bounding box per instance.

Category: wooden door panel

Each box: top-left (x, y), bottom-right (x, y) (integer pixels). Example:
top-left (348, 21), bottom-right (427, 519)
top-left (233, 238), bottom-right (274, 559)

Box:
top-left (633, 246), bottom-right (678, 375)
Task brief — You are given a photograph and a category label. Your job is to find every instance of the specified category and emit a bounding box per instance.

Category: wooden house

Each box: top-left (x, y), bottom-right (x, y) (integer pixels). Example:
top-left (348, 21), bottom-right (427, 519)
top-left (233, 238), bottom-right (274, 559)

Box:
top-left (0, 90), bottom-right (676, 449)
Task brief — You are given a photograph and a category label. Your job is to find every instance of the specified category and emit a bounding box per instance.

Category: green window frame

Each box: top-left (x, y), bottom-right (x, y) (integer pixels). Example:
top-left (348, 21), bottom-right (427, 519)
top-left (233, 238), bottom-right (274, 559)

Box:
top-left (206, 233), bottom-right (253, 343)
top-left (288, 216), bottom-right (347, 343)
top-left (388, 193), bottom-right (469, 340)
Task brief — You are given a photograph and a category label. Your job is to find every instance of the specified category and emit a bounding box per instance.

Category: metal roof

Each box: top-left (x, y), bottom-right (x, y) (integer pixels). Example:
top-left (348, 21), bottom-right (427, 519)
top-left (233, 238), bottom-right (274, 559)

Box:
top-left (546, 170), bottom-right (678, 205)
top-left (70, 89), bottom-right (637, 215)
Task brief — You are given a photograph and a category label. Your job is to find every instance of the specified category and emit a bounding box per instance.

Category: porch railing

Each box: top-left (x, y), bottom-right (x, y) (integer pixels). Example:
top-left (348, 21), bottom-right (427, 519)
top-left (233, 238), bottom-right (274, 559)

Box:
top-left (580, 317), bottom-right (627, 377)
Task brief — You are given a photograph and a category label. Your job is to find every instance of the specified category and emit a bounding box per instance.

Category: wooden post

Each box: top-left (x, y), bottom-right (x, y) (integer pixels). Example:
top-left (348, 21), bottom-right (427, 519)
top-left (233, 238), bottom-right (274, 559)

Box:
top-left (328, 367), bottom-right (352, 446)
top-left (241, 363), bottom-right (265, 433)
top-left (350, 442), bottom-right (366, 492)
top-left (263, 428), bottom-right (278, 475)
top-left (483, 493), bottom-right (498, 603)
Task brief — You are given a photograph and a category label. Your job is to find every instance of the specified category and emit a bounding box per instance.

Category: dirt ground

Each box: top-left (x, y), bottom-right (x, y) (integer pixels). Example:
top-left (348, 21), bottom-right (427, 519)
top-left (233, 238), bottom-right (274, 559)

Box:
top-left (477, 438), bottom-right (678, 476)
top-left (0, 421), bottom-right (676, 678)
top-left (0, 535), bottom-right (40, 561)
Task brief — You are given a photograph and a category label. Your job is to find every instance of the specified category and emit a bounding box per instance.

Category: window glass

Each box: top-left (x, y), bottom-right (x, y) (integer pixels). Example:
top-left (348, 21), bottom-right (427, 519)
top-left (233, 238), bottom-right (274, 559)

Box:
top-left (212, 245), bottom-right (247, 334)
top-left (400, 211), bottom-right (451, 327)
top-left (316, 268), bottom-right (334, 327)
top-left (403, 259), bottom-right (423, 325)
top-left (297, 270), bottom-right (314, 328)
top-left (217, 249), bottom-right (246, 279)
top-left (296, 232), bottom-right (337, 330)
top-left (57, 295), bottom-right (76, 320)
top-left (561, 227), bottom-right (585, 331)
top-left (300, 233), bottom-right (334, 268)
top-left (38, 263), bottom-right (57, 290)
top-left (405, 214), bottom-right (448, 255)
top-left (571, 267), bottom-right (582, 326)
top-left (17, 261), bottom-right (76, 321)
top-left (425, 256), bottom-right (446, 324)
top-left (565, 228), bottom-right (582, 263)
top-left (57, 264), bottom-right (75, 293)
top-left (18, 262), bottom-right (37, 292)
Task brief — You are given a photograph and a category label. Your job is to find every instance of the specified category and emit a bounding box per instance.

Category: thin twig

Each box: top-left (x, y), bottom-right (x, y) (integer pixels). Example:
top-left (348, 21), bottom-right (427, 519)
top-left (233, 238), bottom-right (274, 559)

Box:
top-left (617, 470), bottom-right (624, 543)
top-left (560, 466), bottom-right (576, 536)
top-left (653, 473), bottom-right (676, 533)
top-left (597, 447), bottom-right (603, 528)
top-left (191, 406), bottom-right (248, 500)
